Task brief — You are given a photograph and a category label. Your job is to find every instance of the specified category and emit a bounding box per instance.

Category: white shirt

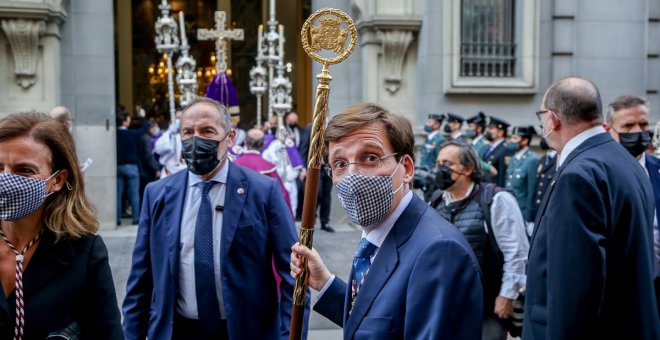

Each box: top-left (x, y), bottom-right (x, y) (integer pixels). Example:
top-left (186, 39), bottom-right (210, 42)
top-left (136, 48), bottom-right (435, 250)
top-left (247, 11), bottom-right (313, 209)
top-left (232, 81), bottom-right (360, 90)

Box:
top-left (318, 191), bottom-right (414, 297)
top-left (557, 126), bottom-right (606, 167)
top-left (452, 132), bottom-right (463, 140)
top-left (489, 190), bottom-right (530, 298)
top-left (471, 135), bottom-right (484, 146)
top-left (177, 161), bottom-right (229, 319)
top-left (442, 184), bottom-right (529, 299)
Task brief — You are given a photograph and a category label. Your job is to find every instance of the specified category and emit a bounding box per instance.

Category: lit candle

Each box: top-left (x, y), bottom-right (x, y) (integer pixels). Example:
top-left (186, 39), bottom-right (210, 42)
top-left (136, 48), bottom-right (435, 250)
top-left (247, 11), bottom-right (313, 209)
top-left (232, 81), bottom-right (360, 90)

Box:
top-left (258, 24), bottom-right (263, 56)
top-left (278, 24), bottom-right (284, 59)
top-left (179, 12), bottom-right (187, 46)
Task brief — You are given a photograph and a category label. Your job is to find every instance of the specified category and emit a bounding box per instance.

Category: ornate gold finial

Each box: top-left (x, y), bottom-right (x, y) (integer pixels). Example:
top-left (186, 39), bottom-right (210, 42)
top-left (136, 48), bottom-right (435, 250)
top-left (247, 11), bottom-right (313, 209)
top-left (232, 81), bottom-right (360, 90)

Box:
top-left (301, 8), bottom-right (357, 65)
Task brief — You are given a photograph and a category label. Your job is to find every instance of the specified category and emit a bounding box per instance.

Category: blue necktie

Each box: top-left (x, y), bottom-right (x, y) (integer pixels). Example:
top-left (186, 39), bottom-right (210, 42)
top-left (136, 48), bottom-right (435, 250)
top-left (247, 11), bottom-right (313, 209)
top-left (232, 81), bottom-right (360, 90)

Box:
top-left (350, 238), bottom-right (378, 313)
top-left (194, 180), bottom-right (221, 333)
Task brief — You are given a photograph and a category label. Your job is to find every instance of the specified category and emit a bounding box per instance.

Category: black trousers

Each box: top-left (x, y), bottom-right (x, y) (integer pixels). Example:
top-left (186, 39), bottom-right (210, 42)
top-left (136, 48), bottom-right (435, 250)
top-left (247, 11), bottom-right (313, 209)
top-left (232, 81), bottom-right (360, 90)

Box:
top-left (296, 174), bottom-right (333, 225)
top-left (173, 313), bottom-right (228, 340)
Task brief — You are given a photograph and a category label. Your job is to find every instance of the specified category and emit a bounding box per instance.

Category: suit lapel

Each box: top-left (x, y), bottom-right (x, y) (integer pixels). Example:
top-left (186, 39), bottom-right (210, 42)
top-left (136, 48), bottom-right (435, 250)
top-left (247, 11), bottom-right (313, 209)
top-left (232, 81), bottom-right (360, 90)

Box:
top-left (221, 163), bottom-right (248, 259)
top-left (343, 195), bottom-right (425, 338)
top-left (165, 171), bottom-right (188, 286)
top-left (530, 133), bottom-right (611, 245)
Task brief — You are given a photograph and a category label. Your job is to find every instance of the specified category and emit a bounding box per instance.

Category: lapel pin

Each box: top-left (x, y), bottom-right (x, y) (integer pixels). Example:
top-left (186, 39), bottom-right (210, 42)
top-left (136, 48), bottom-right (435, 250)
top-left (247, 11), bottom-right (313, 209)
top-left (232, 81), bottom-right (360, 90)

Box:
top-left (237, 188), bottom-right (245, 195)
top-left (551, 180), bottom-right (556, 186)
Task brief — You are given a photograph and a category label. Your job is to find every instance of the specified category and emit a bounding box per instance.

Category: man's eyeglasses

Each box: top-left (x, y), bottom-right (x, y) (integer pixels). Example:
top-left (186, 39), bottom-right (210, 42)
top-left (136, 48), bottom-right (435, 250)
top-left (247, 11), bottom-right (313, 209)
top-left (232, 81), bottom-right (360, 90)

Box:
top-left (535, 110), bottom-right (550, 121)
top-left (325, 153), bottom-right (398, 178)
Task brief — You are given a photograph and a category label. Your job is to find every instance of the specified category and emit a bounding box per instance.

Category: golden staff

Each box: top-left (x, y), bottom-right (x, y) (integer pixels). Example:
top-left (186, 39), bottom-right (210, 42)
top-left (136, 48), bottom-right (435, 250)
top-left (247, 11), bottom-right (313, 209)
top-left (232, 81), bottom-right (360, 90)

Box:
top-left (289, 8), bottom-right (357, 340)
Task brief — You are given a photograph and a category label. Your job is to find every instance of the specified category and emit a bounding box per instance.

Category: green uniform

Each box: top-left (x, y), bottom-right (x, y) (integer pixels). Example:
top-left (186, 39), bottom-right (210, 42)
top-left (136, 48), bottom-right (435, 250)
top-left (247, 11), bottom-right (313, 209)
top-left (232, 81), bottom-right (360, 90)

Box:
top-left (471, 135), bottom-right (490, 158)
top-left (420, 131), bottom-right (446, 169)
top-left (505, 148), bottom-right (540, 221)
top-left (470, 135), bottom-right (493, 174)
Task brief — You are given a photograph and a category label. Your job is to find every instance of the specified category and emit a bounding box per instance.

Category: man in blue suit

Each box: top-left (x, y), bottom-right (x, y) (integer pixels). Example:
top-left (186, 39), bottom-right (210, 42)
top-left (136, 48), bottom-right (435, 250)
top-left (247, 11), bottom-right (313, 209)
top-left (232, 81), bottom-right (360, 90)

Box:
top-left (525, 77), bottom-right (659, 339)
top-left (290, 103), bottom-right (483, 339)
top-left (122, 97), bottom-right (307, 339)
top-left (606, 94), bottom-right (660, 313)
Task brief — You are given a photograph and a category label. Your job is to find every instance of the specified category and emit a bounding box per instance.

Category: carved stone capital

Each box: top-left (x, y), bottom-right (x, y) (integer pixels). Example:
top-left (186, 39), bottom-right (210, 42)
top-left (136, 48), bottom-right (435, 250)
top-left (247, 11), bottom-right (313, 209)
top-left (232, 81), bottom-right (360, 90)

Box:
top-left (1, 19), bottom-right (46, 89)
top-left (377, 30), bottom-right (413, 94)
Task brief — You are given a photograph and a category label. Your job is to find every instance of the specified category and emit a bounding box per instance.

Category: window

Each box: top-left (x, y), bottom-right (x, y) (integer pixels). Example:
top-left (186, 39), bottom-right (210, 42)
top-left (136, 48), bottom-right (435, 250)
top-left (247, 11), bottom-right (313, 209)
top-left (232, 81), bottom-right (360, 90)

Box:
top-left (443, 0), bottom-right (539, 94)
top-left (461, 0), bottom-right (515, 77)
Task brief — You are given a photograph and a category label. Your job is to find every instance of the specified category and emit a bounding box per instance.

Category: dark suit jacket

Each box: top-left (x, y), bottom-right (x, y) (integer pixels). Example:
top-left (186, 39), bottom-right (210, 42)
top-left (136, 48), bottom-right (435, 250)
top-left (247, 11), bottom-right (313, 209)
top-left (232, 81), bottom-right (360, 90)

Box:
top-left (530, 153), bottom-right (557, 222)
top-left (296, 124), bottom-right (311, 167)
top-left (524, 133), bottom-right (660, 339)
top-left (313, 194), bottom-right (483, 339)
top-left (0, 231), bottom-right (123, 339)
top-left (122, 163), bottom-right (308, 340)
top-left (137, 133), bottom-right (160, 179)
top-left (645, 153), bottom-right (660, 228)
top-left (482, 141), bottom-right (512, 187)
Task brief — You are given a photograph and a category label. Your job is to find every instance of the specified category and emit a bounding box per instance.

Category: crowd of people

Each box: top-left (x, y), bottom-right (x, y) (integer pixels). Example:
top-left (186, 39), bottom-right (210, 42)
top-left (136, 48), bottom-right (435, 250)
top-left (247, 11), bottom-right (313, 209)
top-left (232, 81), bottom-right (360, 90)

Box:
top-left (0, 75), bottom-right (657, 339)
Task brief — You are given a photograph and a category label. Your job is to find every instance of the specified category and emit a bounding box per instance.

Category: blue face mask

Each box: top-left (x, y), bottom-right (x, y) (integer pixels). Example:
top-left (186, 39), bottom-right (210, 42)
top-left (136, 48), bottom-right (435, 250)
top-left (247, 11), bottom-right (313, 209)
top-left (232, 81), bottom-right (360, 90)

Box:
top-left (465, 129), bottom-right (477, 139)
top-left (423, 125), bottom-right (433, 133)
top-left (507, 141), bottom-right (520, 151)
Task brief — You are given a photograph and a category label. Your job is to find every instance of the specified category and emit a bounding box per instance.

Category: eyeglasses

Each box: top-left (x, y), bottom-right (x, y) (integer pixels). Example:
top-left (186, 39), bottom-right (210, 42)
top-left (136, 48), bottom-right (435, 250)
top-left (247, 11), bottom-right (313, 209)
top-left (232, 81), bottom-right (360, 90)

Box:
top-left (325, 153), bottom-right (398, 178)
top-left (535, 110), bottom-right (549, 121)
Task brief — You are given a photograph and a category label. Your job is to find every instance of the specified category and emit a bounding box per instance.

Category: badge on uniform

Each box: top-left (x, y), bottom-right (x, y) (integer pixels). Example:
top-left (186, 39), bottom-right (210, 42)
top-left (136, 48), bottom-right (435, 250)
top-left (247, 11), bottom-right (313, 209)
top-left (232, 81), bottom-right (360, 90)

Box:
top-left (537, 164), bottom-right (542, 173)
top-left (504, 156), bottom-right (511, 166)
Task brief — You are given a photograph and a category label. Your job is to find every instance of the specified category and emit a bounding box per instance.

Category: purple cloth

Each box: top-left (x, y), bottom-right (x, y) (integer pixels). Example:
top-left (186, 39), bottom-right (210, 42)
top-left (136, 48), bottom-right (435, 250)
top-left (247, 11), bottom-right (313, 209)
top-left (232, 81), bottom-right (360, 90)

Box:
top-left (263, 134), bottom-right (276, 151)
top-left (205, 72), bottom-right (239, 108)
top-left (262, 133), bottom-right (303, 168)
top-left (287, 145), bottom-right (303, 168)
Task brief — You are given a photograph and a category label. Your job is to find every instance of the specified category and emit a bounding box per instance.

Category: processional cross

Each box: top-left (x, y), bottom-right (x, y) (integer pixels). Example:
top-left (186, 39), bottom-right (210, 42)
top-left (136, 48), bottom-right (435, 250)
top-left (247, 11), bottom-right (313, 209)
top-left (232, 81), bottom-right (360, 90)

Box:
top-left (197, 11), bottom-right (244, 73)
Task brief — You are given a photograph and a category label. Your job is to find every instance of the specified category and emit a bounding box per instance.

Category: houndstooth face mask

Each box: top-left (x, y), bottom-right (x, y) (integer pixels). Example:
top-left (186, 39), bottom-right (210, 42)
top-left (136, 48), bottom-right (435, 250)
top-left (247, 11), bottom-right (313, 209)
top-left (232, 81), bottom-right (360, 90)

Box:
top-left (0, 171), bottom-right (59, 221)
top-left (335, 161), bottom-right (403, 227)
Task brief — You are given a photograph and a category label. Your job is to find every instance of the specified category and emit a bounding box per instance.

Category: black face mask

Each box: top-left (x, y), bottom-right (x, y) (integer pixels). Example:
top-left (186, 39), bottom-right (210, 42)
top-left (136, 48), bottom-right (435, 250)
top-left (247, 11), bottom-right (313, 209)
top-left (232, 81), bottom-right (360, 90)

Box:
top-left (539, 138), bottom-right (550, 150)
top-left (181, 135), bottom-right (227, 175)
top-left (268, 127), bottom-right (277, 135)
top-left (484, 131), bottom-right (495, 142)
top-left (618, 131), bottom-right (651, 157)
top-left (435, 165), bottom-right (456, 190)
top-left (443, 124), bottom-right (452, 133)
top-left (288, 123), bottom-right (297, 130)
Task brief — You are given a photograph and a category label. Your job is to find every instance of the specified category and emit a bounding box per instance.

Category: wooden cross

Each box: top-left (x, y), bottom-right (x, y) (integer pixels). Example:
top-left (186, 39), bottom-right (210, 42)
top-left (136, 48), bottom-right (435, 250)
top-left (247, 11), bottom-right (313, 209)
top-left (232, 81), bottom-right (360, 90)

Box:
top-left (197, 11), bottom-right (244, 73)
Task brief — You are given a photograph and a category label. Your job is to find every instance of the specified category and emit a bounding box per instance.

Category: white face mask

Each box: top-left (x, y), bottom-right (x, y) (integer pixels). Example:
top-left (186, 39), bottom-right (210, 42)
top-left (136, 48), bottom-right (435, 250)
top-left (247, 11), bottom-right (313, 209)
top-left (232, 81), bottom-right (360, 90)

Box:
top-left (541, 113), bottom-right (554, 139)
top-left (334, 159), bottom-right (404, 227)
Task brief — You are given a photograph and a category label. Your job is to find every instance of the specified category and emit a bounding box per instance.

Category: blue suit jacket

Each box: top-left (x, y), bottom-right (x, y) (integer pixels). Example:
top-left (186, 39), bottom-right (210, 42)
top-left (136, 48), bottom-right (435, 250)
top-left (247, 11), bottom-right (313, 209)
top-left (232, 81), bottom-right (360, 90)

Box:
top-left (524, 133), bottom-right (660, 339)
top-left (122, 162), bottom-right (308, 339)
top-left (313, 194), bottom-right (483, 339)
top-left (645, 153), bottom-right (660, 225)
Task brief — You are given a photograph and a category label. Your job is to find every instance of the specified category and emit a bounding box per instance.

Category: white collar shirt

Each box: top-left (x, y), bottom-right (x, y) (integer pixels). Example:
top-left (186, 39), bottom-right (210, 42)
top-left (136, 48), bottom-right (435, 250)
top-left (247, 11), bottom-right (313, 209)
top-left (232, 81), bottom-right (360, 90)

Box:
top-left (177, 161), bottom-right (229, 319)
top-left (558, 126), bottom-right (606, 167)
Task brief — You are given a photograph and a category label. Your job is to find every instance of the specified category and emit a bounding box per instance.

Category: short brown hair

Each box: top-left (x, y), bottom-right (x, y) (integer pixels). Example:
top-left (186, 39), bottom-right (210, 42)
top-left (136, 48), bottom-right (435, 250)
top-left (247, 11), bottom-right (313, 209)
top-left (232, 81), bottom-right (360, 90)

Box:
top-left (606, 95), bottom-right (649, 123)
top-left (324, 103), bottom-right (415, 162)
top-left (0, 112), bottom-right (98, 240)
top-left (543, 76), bottom-right (603, 125)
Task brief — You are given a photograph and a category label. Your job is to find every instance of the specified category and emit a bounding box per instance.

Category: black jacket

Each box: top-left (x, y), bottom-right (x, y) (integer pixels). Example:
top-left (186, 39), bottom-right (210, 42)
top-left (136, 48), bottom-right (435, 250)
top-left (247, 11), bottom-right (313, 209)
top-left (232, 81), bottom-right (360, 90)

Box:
top-left (0, 231), bottom-right (123, 339)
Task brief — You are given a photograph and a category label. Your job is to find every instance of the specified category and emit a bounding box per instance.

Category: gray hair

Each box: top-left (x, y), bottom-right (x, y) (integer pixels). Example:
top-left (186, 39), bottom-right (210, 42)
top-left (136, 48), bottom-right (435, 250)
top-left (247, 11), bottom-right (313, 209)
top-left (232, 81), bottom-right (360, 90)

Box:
top-left (182, 97), bottom-right (232, 132)
top-left (606, 95), bottom-right (649, 124)
top-left (440, 141), bottom-right (483, 183)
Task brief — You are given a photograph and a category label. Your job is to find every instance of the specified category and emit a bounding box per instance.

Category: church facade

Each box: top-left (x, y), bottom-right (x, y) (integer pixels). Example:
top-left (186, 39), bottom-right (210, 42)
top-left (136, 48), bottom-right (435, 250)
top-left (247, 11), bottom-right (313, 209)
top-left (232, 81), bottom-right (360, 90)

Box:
top-left (1, 0), bottom-right (658, 228)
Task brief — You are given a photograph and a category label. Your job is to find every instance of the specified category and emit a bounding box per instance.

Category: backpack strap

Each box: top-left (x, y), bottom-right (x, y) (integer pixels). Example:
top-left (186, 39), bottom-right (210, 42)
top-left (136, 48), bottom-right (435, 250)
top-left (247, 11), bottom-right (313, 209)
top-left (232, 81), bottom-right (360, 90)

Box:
top-left (475, 183), bottom-right (505, 268)
top-left (428, 189), bottom-right (444, 208)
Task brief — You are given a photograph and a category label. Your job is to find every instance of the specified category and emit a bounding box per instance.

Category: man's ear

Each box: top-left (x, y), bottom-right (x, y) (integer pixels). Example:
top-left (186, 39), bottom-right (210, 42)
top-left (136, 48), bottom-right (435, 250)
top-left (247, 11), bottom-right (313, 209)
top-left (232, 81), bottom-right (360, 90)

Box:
top-left (402, 154), bottom-right (415, 184)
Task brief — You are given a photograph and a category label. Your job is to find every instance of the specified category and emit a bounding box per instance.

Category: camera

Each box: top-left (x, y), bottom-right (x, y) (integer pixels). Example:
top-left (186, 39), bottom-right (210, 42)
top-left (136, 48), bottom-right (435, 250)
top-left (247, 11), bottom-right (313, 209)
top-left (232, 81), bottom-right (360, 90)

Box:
top-left (413, 165), bottom-right (436, 189)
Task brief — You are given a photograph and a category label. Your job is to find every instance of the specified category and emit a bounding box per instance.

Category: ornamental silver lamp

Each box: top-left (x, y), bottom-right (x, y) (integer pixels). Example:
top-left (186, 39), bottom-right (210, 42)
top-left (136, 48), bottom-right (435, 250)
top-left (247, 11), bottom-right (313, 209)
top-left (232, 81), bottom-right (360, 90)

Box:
top-left (154, 0), bottom-right (180, 123)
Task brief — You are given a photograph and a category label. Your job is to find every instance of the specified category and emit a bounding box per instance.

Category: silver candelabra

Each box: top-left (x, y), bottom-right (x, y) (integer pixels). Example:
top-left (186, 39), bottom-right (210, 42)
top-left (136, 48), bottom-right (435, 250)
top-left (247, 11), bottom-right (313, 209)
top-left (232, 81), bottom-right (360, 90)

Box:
top-left (154, 0), bottom-right (180, 123)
